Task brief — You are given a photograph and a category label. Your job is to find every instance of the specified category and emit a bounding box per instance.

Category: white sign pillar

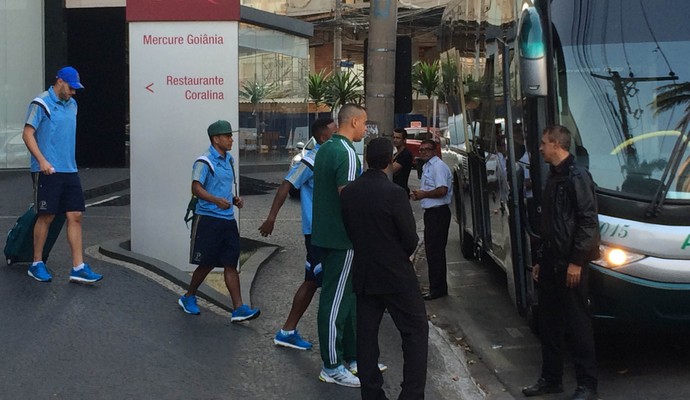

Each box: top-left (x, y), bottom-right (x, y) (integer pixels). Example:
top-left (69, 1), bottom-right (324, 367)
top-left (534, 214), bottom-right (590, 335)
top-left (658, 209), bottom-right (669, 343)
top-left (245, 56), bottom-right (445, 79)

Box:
top-left (127, 1), bottom-right (240, 269)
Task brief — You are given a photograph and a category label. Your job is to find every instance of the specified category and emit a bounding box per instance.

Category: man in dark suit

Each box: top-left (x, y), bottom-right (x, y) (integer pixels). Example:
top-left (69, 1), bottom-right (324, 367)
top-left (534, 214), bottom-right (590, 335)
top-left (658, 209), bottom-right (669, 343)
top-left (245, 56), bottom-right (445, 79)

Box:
top-left (341, 137), bottom-right (429, 400)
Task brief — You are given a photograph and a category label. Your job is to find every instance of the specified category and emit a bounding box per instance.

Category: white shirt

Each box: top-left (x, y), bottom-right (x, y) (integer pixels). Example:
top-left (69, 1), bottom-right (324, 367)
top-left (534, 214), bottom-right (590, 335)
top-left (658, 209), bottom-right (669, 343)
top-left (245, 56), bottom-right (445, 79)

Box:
top-left (420, 156), bottom-right (453, 209)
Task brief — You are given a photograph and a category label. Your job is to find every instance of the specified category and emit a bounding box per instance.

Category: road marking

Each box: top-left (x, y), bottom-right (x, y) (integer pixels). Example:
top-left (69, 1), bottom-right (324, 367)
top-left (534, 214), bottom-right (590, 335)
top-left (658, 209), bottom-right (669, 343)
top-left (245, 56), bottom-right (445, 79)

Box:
top-left (85, 245), bottom-right (227, 316)
top-left (86, 196), bottom-right (120, 208)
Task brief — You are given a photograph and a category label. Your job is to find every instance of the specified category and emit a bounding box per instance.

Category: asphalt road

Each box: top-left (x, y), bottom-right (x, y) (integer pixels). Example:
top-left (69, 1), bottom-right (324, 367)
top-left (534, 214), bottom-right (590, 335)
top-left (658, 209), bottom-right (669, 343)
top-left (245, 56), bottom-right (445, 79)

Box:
top-left (5, 166), bottom-right (689, 399)
top-left (0, 168), bottom-right (481, 400)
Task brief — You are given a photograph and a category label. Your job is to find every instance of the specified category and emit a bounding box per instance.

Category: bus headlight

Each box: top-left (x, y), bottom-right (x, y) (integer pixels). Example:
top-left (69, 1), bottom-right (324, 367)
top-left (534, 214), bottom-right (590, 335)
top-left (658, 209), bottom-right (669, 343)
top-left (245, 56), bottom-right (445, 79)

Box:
top-left (592, 245), bottom-right (645, 269)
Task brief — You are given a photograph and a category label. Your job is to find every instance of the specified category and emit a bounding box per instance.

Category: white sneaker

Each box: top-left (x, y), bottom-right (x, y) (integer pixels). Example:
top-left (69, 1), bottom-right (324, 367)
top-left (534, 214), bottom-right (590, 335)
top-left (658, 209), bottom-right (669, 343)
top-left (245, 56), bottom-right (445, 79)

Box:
top-left (347, 360), bottom-right (388, 375)
top-left (319, 365), bottom-right (361, 387)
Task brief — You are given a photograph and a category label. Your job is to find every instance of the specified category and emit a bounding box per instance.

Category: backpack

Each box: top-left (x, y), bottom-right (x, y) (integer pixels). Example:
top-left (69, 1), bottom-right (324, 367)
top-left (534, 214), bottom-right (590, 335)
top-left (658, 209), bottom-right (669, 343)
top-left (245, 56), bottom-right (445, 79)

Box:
top-left (184, 155), bottom-right (237, 227)
top-left (184, 156), bottom-right (214, 227)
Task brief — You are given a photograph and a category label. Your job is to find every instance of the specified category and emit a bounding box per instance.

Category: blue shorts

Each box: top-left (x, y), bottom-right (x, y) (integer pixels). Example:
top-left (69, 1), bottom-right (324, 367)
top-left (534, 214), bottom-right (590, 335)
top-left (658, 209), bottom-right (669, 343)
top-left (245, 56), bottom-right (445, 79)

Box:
top-left (32, 172), bottom-right (85, 214)
top-left (304, 235), bottom-right (323, 287)
top-left (189, 215), bottom-right (240, 267)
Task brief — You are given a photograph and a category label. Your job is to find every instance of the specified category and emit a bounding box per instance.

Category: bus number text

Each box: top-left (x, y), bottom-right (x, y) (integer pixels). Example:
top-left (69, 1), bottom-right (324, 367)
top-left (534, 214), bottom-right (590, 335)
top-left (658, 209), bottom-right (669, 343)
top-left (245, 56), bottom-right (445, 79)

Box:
top-left (599, 222), bottom-right (629, 238)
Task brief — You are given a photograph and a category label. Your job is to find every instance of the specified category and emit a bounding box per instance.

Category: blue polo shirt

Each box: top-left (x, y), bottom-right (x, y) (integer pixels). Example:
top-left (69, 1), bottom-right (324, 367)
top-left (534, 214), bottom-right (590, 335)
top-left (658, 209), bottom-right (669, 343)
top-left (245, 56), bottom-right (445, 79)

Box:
top-left (192, 145), bottom-right (236, 220)
top-left (24, 87), bottom-right (78, 173)
top-left (285, 144), bottom-right (320, 235)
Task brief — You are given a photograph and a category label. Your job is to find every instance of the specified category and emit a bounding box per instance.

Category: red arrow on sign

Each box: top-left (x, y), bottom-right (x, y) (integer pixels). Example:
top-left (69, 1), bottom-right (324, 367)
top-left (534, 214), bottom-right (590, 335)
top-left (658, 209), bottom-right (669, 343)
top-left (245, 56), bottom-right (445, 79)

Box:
top-left (146, 83), bottom-right (154, 93)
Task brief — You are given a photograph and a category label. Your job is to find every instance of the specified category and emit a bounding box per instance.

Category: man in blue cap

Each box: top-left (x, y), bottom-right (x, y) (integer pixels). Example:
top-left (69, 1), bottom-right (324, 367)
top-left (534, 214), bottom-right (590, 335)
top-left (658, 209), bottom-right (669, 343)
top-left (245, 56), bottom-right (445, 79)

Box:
top-left (22, 66), bottom-right (103, 284)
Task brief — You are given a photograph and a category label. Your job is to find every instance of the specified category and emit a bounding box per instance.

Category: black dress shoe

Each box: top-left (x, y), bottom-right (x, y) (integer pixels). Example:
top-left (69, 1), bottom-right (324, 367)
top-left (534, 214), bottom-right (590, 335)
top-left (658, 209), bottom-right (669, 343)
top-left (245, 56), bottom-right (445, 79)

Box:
top-left (422, 292), bottom-right (447, 301)
top-left (522, 378), bottom-right (564, 397)
top-left (571, 385), bottom-right (597, 400)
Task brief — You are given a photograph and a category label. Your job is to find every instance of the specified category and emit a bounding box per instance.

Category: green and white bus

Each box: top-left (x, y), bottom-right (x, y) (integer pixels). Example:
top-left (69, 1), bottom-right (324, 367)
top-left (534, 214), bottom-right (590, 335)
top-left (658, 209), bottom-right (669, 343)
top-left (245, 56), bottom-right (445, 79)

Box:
top-left (440, 0), bottom-right (690, 326)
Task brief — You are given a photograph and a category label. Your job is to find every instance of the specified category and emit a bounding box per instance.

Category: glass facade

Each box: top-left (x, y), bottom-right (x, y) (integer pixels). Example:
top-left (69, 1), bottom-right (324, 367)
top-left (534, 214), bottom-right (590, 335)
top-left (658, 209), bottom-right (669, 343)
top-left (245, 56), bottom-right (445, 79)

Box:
top-left (238, 23), bottom-right (310, 165)
top-left (0, 1), bottom-right (44, 169)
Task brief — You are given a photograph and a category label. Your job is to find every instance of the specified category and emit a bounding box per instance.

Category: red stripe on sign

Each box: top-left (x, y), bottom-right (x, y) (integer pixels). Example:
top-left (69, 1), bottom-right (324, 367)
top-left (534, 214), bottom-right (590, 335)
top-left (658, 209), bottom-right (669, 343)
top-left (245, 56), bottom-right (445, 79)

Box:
top-left (127, 0), bottom-right (240, 22)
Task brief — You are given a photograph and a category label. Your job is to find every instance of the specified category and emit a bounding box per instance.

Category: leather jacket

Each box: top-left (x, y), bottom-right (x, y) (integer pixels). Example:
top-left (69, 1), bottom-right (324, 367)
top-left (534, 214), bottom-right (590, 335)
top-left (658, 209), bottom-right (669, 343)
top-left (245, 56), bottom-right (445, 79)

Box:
top-left (538, 154), bottom-right (600, 269)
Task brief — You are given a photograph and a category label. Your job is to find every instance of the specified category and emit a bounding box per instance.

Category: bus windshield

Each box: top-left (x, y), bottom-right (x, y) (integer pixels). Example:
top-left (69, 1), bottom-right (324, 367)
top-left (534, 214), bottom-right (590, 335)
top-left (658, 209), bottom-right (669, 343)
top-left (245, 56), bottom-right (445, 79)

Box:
top-left (551, 0), bottom-right (690, 200)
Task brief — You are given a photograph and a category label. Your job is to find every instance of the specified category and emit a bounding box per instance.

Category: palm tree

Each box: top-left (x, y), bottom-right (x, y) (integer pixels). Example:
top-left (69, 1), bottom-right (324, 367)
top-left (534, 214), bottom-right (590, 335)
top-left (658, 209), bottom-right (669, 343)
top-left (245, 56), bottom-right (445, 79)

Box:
top-left (325, 70), bottom-right (364, 110)
top-left (412, 60), bottom-right (440, 130)
top-left (439, 55), bottom-right (459, 104)
top-left (239, 80), bottom-right (283, 115)
top-left (653, 82), bottom-right (690, 117)
top-left (308, 69), bottom-right (331, 118)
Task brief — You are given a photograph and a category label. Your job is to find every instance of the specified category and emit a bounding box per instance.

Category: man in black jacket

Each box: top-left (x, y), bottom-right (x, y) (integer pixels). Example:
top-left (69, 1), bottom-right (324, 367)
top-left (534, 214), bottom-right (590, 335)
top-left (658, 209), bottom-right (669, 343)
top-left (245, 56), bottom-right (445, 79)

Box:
top-left (341, 137), bottom-right (428, 400)
top-left (523, 125), bottom-right (600, 400)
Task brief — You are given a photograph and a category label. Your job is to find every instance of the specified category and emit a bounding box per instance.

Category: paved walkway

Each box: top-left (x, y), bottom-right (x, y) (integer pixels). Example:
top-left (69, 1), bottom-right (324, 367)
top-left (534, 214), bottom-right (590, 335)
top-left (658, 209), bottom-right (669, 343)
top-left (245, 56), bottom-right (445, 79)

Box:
top-left (0, 167), bottom-right (490, 399)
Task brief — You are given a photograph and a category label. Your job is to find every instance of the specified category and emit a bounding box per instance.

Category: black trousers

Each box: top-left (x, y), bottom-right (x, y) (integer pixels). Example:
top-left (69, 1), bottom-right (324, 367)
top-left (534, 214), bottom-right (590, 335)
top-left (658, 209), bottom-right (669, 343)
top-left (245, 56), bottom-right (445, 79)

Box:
top-left (423, 205), bottom-right (451, 296)
top-left (357, 290), bottom-right (429, 400)
top-left (538, 260), bottom-right (598, 389)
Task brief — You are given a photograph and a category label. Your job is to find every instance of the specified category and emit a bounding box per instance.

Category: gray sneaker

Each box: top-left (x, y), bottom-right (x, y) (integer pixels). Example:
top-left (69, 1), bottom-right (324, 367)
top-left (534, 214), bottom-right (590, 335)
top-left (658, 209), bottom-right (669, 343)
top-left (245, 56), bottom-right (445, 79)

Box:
top-left (347, 360), bottom-right (388, 375)
top-left (319, 365), bottom-right (360, 388)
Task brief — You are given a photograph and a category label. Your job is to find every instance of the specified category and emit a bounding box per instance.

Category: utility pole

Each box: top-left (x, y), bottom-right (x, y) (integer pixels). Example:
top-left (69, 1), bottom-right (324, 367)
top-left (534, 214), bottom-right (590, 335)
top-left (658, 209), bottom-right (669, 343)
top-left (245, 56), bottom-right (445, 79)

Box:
top-left (365, 0), bottom-right (397, 136)
top-left (333, 0), bottom-right (342, 76)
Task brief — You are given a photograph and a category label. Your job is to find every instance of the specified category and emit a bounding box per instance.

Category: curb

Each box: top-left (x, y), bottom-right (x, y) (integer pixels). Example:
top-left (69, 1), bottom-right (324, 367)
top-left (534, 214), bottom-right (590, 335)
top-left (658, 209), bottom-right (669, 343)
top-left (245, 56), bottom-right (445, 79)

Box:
top-left (99, 238), bottom-right (279, 312)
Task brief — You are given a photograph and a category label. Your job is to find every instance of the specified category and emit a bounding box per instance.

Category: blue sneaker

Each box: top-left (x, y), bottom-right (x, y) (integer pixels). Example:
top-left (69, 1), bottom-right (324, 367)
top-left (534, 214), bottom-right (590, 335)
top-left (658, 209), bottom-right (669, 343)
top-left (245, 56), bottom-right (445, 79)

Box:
top-left (274, 330), bottom-right (312, 350)
top-left (69, 263), bottom-right (103, 283)
top-left (178, 295), bottom-right (200, 315)
top-left (28, 262), bottom-right (52, 282)
top-left (231, 304), bottom-right (260, 322)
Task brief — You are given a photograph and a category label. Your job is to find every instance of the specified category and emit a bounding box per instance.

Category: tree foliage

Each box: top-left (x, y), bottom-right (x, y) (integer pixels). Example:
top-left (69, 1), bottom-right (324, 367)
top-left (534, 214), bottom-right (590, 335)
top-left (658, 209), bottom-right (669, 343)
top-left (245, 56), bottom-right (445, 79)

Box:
top-left (308, 69), bottom-right (331, 118)
top-left (412, 60), bottom-right (440, 100)
top-left (325, 70), bottom-right (364, 109)
top-left (239, 80), bottom-right (285, 114)
top-left (653, 82), bottom-right (690, 117)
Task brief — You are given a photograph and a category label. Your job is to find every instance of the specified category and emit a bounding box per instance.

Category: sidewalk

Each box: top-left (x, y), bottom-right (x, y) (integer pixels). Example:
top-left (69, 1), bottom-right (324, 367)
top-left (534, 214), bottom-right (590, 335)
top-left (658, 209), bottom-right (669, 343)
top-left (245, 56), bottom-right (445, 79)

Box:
top-left (412, 214), bottom-right (548, 399)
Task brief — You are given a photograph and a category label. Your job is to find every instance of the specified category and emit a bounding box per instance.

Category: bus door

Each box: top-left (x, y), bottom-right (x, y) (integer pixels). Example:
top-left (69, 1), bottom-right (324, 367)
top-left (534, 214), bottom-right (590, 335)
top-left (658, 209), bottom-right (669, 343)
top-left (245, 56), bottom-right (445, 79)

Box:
top-left (475, 46), bottom-right (511, 263)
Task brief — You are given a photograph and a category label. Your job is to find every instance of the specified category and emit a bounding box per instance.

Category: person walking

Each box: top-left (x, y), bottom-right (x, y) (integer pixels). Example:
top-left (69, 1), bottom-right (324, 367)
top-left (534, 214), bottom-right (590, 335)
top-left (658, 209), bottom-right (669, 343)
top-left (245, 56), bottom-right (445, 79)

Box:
top-left (342, 137), bottom-right (429, 400)
top-left (410, 139), bottom-right (452, 300)
top-left (312, 104), bottom-right (367, 387)
top-left (391, 128), bottom-right (413, 194)
top-left (258, 118), bottom-right (337, 350)
top-left (22, 66), bottom-right (103, 284)
top-left (522, 125), bottom-right (600, 400)
top-left (178, 120), bottom-right (260, 323)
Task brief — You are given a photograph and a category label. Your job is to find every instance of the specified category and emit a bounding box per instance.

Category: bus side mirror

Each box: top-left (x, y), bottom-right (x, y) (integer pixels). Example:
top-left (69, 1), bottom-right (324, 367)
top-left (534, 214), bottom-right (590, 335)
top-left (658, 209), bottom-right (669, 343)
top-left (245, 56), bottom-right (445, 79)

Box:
top-left (518, 7), bottom-right (548, 97)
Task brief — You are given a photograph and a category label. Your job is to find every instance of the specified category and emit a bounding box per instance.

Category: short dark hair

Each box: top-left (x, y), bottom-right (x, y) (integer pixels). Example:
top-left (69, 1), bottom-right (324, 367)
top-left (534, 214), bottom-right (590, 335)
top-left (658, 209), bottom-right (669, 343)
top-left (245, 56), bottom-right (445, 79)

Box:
top-left (366, 137), bottom-right (393, 170)
top-left (392, 128), bottom-right (407, 140)
top-left (543, 125), bottom-right (572, 150)
top-left (312, 117), bottom-right (334, 139)
top-left (338, 104), bottom-right (366, 126)
top-left (421, 139), bottom-right (437, 150)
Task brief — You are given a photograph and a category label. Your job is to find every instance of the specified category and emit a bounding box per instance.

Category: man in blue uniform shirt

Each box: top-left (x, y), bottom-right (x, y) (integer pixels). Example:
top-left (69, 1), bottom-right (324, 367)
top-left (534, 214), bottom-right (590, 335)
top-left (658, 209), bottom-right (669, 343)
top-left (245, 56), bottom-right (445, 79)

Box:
top-left (259, 118), bottom-right (337, 350)
top-left (22, 66), bottom-right (103, 284)
top-left (178, 120), bottom-right (260, 323)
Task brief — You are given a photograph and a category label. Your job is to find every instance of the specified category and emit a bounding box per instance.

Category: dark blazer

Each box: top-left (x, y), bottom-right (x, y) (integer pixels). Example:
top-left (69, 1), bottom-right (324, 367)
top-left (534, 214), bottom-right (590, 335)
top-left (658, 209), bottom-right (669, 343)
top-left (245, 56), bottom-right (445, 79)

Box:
top-left (341, 169), bottom-right (420, 294)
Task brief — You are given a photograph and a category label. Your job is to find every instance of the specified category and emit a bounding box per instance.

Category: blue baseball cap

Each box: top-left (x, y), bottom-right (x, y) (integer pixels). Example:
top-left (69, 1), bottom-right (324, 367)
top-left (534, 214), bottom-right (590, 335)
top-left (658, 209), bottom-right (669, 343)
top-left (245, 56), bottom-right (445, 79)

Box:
top-left (56, 66), bottom-right (84, 89)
